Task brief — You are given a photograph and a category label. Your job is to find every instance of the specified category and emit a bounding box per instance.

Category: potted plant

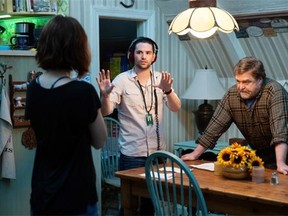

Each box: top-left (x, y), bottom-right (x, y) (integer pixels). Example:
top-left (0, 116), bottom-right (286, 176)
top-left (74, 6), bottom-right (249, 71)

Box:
top-left (216, 143), bottom-right (264, 179)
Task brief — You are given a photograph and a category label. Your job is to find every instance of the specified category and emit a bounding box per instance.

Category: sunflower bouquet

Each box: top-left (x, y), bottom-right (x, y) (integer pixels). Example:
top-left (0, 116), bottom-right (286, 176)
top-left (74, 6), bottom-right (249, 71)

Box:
top-left (217, 142), bottom-right (264, 171)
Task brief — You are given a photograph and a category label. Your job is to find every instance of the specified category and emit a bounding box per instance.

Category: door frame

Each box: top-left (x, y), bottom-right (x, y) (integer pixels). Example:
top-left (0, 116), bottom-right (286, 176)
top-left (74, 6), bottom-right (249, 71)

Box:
top-left (89, 6), bottom-right (155, 88)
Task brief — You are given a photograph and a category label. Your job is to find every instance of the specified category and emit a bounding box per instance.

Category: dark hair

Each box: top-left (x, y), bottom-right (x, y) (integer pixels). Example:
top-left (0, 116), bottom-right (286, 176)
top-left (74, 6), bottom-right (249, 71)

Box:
top-left (127, 37), bottom-right (158, 63)
top-left (35, 15), bottom-right (91, 76)
top-left (128, 37), bottom-right (158, 53)
top-left (233, 57), bottom-right (266, 80)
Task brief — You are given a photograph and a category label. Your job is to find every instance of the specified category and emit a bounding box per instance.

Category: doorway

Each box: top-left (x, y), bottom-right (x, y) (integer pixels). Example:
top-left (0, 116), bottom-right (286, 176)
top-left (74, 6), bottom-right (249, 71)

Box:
top-left (99, 19), bottom-right (137, 119)
top-left (99, 19), bottom-right (137, 77)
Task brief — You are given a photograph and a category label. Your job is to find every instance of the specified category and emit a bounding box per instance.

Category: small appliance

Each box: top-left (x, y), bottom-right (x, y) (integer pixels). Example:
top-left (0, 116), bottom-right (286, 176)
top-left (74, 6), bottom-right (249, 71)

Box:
top-left (11, 22), bottom-right (35, 49)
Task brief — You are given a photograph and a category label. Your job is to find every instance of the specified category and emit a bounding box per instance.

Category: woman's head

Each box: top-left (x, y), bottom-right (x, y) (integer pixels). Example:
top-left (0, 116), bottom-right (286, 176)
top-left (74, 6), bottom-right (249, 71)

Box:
top-left (35, 15), bottom-right (91, 76)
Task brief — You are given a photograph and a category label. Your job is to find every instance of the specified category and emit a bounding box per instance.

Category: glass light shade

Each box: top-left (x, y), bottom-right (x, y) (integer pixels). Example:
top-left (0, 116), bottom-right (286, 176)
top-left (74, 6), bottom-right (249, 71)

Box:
top-left (169, 7), bottom-right (239, 39)
top-left (182, 69), bottom-right (225, 100)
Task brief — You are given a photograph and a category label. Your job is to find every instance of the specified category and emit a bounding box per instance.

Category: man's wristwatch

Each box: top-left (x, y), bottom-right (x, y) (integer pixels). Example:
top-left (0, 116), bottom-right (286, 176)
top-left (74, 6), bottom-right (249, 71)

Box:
top-left (163, 89), bottom-right (172, 95)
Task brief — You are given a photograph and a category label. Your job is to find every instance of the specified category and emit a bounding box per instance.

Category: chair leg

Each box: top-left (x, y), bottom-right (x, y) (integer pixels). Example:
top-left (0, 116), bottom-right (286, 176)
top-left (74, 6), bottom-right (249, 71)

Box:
top-left (118, 192), bottom-right (121, 210)
top-left (102, 185), bottom-right (121, 215)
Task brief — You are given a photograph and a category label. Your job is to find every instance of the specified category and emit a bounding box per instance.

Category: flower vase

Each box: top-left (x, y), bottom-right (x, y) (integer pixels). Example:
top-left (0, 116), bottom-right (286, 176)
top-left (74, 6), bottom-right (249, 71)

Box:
top-left (221, 165), bottom-right (249, 179)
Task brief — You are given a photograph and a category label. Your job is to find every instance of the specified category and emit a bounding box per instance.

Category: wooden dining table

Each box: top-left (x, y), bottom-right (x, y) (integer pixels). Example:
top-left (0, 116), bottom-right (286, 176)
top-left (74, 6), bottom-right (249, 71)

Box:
top-left (115, 160), bottom-right (288, 216)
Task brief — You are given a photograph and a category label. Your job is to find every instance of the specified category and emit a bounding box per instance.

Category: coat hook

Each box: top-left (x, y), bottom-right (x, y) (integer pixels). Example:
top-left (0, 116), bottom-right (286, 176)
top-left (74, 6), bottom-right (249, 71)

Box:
top-left (120, 0), bottom-right (135, 8)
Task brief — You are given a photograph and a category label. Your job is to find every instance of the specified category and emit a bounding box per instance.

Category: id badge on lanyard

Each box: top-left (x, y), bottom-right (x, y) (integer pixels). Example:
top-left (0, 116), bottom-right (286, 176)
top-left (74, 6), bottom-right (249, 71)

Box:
top-left (146, 113), bottom-right (153, 126)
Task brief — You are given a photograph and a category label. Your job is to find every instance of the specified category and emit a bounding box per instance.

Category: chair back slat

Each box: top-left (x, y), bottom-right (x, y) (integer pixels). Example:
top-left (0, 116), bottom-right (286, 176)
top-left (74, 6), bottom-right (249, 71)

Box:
top-left (101, 117), bottom-right (121, 210)
top-left (145, 151), bottom-right (208, 216)
top-left (101, 117), bottom-right (121, 181)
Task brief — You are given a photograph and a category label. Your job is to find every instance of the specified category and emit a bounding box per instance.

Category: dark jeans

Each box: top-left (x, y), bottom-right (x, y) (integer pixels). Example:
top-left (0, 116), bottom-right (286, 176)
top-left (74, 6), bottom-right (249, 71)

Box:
top-left (119, 153), bottom-right (154, 216)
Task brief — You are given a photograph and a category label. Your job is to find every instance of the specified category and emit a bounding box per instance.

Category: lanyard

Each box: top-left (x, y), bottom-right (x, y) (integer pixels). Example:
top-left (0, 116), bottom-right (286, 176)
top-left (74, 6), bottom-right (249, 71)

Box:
top-left (136, 73), bottom-right (153, 114)
top-left (136, 72), bottom-right (160, 150)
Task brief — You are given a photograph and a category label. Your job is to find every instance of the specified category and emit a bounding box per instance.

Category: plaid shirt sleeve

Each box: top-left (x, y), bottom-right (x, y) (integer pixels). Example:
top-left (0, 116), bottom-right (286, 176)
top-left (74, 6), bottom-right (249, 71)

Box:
top-left (267, 81), bottom-right (288, 145)
top-left (196, 90), bottom-right (234, 149)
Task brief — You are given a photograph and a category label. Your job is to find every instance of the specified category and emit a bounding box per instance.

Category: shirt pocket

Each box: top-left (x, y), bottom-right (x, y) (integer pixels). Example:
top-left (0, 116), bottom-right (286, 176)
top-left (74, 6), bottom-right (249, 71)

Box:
top-left (123, 89), bottom-right (143, 108)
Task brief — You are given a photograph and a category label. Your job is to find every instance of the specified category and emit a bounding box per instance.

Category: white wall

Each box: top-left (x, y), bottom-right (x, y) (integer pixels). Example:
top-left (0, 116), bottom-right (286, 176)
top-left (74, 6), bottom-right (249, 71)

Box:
top-left (0, 55), bottom-right (39, 214)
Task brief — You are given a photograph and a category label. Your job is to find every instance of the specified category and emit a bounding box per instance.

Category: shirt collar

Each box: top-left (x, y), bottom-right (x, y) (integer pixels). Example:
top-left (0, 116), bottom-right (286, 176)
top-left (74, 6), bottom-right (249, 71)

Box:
top-left (128, 68), bottom-right (159, 84)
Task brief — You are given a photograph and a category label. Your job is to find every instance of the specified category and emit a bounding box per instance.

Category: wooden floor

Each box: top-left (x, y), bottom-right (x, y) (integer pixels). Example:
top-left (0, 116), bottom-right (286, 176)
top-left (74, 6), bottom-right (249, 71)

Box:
top-left (101, 185), bottom-right (228, 216)
top-left (102, 186), bottom-right (120, 216)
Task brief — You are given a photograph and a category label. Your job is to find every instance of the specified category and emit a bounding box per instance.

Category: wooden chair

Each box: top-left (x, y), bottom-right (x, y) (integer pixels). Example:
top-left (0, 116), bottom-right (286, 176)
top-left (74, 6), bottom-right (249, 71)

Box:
top-left (145, 150), bottom-right (208, 216)
top-left (101, 117), bottom-right (121, 209)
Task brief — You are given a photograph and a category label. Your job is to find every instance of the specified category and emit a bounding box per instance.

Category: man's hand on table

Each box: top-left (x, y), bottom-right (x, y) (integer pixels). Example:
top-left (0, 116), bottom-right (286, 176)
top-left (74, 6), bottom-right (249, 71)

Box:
top-left (181, 152), bottom-right (197, 160)
top-left (181, 144), bottom-right (206, 161)
top-left (277, 163), bottom-right (288, 175)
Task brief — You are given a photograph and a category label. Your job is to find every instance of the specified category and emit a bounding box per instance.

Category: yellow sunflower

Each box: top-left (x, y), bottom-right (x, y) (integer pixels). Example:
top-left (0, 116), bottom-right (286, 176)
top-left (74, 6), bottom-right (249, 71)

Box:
top-left (230, 150), bottom-right (246, 168)
top-left (247, 156), bottom-right (264, 170)
top-left (217, 148), bottom-right (232, 166)
top-left (217, 142), bottom-right (264, 171)
top-left (230, 143), bottom-right (242, 149)
top-left (242, 147), bottom-right (256, 161)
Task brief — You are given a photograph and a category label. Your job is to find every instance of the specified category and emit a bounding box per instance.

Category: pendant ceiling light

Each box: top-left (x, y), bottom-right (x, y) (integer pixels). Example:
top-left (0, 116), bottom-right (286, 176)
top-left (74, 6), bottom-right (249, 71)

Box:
top-left (168, 0), bottom-right (239, 39)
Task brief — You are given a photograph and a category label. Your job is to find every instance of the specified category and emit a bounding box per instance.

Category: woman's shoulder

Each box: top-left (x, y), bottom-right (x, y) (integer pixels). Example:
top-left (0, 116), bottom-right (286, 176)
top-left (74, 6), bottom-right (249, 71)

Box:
top-left (69, 80), bottom-right (96, 92)
top-left (27, 78), bottom-right (39, 91)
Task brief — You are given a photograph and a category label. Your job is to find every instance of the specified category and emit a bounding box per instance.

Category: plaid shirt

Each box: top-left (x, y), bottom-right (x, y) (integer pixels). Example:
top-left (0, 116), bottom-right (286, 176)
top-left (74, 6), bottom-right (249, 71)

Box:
top-left (197, 78), bottom-right (288, 151)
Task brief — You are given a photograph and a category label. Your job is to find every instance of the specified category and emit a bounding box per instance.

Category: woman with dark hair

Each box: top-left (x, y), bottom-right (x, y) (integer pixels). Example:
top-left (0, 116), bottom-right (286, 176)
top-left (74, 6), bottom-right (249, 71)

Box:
top-left (25, 15), bottom-right (106, 215)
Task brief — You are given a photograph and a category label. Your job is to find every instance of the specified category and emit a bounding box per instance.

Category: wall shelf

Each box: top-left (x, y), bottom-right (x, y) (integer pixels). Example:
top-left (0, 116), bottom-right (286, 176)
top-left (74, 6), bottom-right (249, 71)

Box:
top-left (0, 0), bottom-right (57, 16)
top-left (9, 74), bottom-right (30, 128)
top-left (7, 12), bottom-right (56, 16)
top-left (0, 50), bottom-right (36, 57)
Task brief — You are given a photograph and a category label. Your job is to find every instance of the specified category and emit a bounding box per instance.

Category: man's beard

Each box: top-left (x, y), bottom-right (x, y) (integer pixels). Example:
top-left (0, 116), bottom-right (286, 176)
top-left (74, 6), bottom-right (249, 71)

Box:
top-left (135, 62), bottom-right (151, 70)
